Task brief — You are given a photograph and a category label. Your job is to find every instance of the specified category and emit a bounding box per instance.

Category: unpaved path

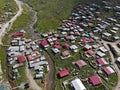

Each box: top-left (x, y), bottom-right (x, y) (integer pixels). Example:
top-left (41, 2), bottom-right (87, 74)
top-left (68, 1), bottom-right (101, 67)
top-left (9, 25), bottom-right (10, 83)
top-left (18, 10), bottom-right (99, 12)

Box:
top-left (100, 40), bottom-right (120, 90)
top-left (44, 52), bottom-right (55, 90)
top-left (0, 0), bottom-right (23, 45)
top-left (26, 62), bottom-right (42, 90)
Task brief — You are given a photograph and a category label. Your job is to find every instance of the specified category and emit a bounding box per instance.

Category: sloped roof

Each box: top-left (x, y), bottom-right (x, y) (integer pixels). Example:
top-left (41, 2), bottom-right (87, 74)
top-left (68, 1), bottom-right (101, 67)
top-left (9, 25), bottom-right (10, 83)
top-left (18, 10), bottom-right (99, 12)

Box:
top-left (89, 74), bottom-right (102, 86)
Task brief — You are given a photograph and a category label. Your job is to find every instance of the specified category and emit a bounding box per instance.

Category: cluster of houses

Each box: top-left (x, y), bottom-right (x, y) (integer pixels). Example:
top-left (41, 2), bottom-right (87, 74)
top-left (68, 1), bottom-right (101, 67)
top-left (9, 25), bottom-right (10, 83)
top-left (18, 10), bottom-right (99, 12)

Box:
top-left (71, 74), bottom-right (102, 90)
top-left (7, 30), bottom-right (48, 80)
top-left (39, 1), bottom-right (119, 90)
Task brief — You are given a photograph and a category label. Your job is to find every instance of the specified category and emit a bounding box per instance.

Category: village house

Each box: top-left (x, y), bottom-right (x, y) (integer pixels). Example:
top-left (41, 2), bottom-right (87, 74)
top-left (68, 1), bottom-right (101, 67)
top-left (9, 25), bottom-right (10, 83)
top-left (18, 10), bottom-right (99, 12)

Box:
top-left (35, 72), bottom-right (43, 79)
top-left (34, 66), bottom-right (43, 71)
top-left (12, 63), bottom-right (24, 69)
top-left (29, 60), bottom-right (46, 68)
top-left (102, 32), bottom-right (111, 38)
top-left (85, 50), bottom-right (94, 57)
top-left (74, 60), bottom-right (87, 69)
top-left (84, 44), bottom-right (92, 50)
top-left (117, 57), bottom-right (120, 63)
top-left (41, 33), bottom-right (48, 38)
top-left (11, 39), bottom-right (18, 46)
top-left (40, 40), bottom-right (49, 49)
top-left (11, 32), bottom-right (24, 37)
top-left (62, 43), bottom-right (70, 49)
top-left (17, 55), bottom-right (26, 63)
top-left (52, 48), bottom-right (60, 54)
top-left (71, 78), bottom-right (87, 90)
top-left (89, 74), bottom-right (102, 86)
top-left (102, 66), bottom-right (115, 76)
top-left (99, 46), bottom-right (108, 53)
top-left (92, 44), bottom-right (101, 49)
top-left (96, 58), bottom-right (108, 66)
top-left (61, 50), bottom-right (70, 59)
top-left (70, 45), bottom-right (78, 52)
top-left (96, 51), bottom-right (106, 57)
top-left (115, 24), bottom-right (120, 28)
top-left (47, 38), bottom-right (54, 45)
top-left (58, 69), bottom-right (70, 78)
top-left (112, 27), bottom-right (119, 31)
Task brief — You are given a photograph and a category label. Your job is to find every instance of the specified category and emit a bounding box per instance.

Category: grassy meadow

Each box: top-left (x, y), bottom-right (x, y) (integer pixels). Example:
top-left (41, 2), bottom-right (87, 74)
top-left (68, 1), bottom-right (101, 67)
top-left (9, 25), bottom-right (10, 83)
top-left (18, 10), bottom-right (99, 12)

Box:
top-left (0, 0), bottom-right (18, 22)
top-left (21, 0), bottom-right (80, 32)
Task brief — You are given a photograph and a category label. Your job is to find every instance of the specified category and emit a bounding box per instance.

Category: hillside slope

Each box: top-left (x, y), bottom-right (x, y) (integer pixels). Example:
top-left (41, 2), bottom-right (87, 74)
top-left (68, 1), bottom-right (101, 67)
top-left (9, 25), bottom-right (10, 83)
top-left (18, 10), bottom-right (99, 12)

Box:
top-left (21, 0), bottom-right (80, 32)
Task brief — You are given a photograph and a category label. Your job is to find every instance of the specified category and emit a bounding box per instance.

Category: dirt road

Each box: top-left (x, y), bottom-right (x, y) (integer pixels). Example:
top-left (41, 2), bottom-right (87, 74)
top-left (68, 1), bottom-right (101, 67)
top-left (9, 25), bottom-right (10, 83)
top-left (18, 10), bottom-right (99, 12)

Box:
top-left (0, 0), bottom-right (23, 45)
top-left (26, 63), bottom-right (42, 90)
top-left (44, 52), bottom-right (55, 90)
top-left (100, 40), bottom-right (120, 90)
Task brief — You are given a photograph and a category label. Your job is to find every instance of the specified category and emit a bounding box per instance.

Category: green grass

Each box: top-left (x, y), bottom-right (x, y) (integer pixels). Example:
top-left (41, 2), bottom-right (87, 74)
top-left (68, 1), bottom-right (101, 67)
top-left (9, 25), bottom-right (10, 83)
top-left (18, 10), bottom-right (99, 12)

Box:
top-left (21, 0), bottom-right (80, 32)
top-left (9, 5), bottom-right (34, 34)
top-left (47, 46), bottom-right (96, 90)
top-left (14, 65), bottom-right (26, 85)
top-left (46, 38), bottom-right (118, 90)
top-left (0, 46), bottom-right (7, 79)
top-left (0, 0), bottom-right (18, 22)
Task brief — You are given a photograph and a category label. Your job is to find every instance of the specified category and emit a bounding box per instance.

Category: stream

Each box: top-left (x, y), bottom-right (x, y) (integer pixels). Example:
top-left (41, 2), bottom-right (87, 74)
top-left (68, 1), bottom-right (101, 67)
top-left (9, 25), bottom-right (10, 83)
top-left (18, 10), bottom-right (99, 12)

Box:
top-left (20, 1), bottom-right (55, 90)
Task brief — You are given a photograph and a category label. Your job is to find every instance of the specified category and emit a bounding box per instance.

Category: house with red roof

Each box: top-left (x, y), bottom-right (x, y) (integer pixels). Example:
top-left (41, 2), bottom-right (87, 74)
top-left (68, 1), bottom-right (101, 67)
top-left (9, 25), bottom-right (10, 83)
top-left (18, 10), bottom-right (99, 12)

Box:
top-left (88, 38), bottom-right (94, 43)
top-left (96, 58), bottom-right (108, 66)
top-left (85, 50), bottom-right (94, 57)
top-left (18, 55), bottom-right (26, 63)
top-left (89, 74), bottom-right (102, 86)
top-left (40, 40), bottom-right (49, 48)
top-left (58, 69), bottom-right (70, 78)
top-left (75, 32), bottom-right (80, 36)
top-left (27, 55), bottom-right (33, 61)
top-left (65, 36), bottom-right (71, 40)
top-left (70, 45), bottom-right (78, 52)
top-left (88, 22), bottom-right (94, 27)
top-left (63, 43), bottom-right (69, 49)
top-left (54, 45), bottom-right (61, 49)
top-left (54, 41), bottom-right (60, 45)
top-left (103, 67), bottom-right (115, 76)
top-left (12, 32), bottom-right (24, 37)
top-left (80, 38), bottom-right (87, 45)
top-left (75, 60), bottom-right (87, 69)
